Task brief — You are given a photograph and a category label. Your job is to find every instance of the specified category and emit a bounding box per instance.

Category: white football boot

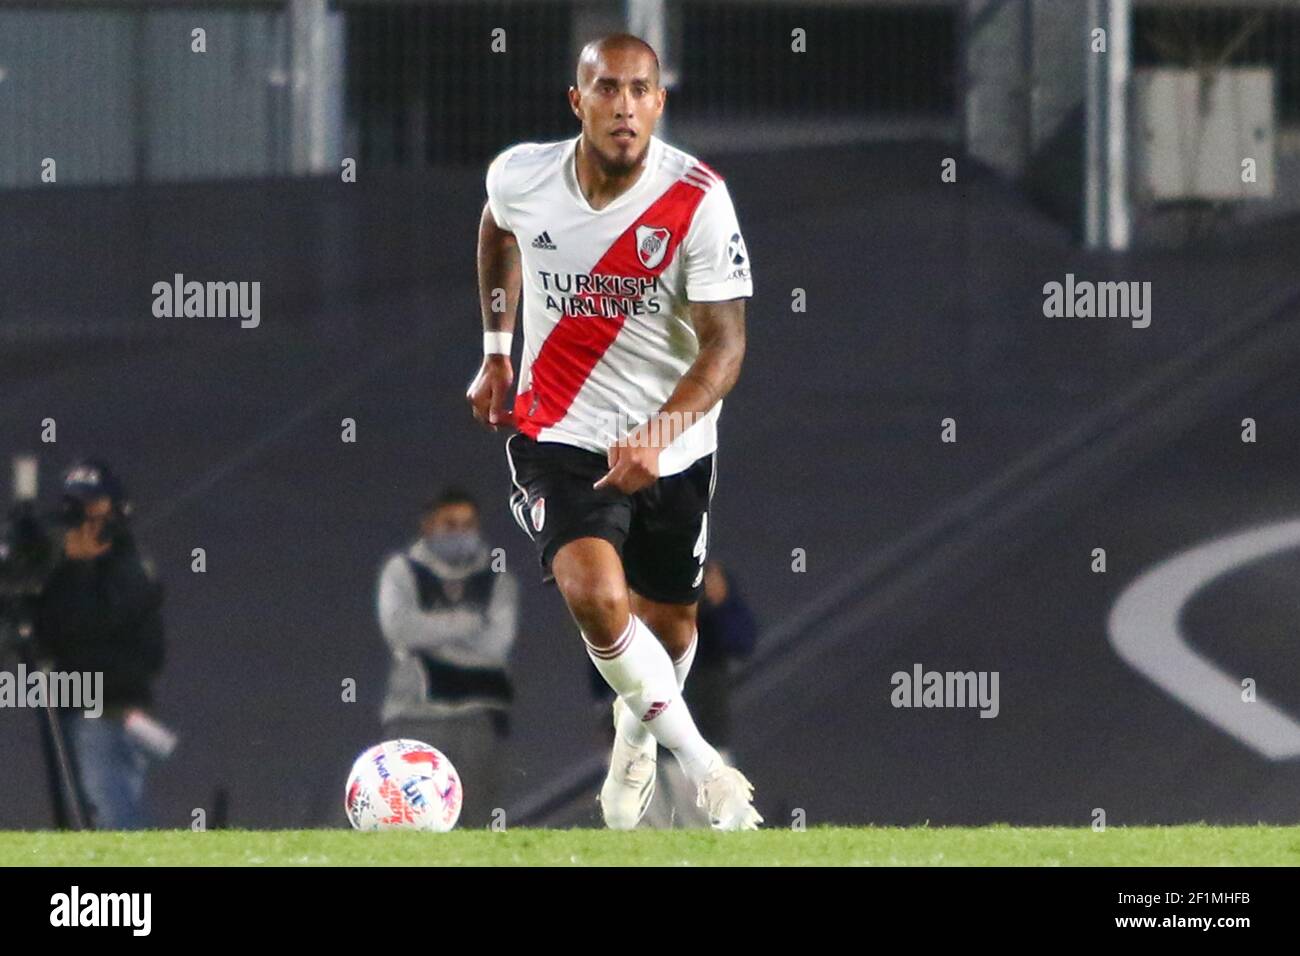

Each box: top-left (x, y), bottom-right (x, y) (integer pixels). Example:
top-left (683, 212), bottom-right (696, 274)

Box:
top-left (697, 765), bottom-right (763, 831)
top-left (598, 696), bottom-right (658, 829)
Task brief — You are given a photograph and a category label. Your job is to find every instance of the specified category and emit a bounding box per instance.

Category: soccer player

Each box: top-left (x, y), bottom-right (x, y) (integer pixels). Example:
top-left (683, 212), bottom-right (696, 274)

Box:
top-left (466, 34), bottom-right (759, 830)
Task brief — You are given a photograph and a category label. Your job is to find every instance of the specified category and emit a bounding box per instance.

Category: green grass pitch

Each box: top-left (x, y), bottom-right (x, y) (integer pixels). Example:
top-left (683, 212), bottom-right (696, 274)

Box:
top-left (2, 825), bottom-right (1299, 866)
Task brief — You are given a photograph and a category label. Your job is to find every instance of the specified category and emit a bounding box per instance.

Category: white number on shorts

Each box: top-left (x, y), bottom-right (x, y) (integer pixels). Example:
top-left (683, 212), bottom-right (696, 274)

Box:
top-left (691, 513), bottom-right (709, 587)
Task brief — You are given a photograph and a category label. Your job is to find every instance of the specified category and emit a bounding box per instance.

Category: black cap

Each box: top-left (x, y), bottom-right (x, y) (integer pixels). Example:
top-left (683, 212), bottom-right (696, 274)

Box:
top-left (61, 459), bottom-right (127, 508)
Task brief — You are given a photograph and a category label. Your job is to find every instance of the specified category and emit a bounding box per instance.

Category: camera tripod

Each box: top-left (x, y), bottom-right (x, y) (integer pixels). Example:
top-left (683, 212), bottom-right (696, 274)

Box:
top-left (1, 622), bottom-right (91, 830)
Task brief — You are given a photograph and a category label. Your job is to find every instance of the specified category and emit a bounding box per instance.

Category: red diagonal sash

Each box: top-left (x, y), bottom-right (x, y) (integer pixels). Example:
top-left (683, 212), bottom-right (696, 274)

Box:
top-left (514, 180), bottom-right (709, 438)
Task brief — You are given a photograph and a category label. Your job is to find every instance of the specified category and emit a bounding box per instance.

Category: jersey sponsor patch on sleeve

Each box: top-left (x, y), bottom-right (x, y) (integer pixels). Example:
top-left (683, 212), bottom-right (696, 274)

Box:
top-left (682, 181), bottom-right (754, 302)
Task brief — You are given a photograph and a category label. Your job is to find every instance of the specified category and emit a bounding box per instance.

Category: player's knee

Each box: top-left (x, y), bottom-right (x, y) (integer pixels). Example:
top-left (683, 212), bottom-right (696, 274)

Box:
top-left (567, 586), bottom-right (629, 646)
top-left (555, 570), bottom-right (628, 646)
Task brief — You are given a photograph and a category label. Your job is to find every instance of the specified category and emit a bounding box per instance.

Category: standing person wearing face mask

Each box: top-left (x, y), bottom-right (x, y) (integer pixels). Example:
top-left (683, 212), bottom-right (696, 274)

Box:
top-left (376, 487), bottom-right (518, 827)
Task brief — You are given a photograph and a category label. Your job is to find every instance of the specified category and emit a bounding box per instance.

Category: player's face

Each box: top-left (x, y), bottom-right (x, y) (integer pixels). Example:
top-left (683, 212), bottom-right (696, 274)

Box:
top-left (570, 50), bottom-right (665, 172)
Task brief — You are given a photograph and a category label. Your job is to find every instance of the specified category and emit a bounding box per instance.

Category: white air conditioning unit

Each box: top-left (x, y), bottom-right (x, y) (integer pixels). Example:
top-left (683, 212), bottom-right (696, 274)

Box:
top-left (1133, 67), bottom-right (1276, 201)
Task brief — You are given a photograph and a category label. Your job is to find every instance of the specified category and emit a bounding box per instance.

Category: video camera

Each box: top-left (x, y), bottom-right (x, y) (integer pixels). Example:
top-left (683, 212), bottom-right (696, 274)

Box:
top-left (0, 456), bottom-right (58, 654)
top-left (0, 454), bottom-right (103, 829)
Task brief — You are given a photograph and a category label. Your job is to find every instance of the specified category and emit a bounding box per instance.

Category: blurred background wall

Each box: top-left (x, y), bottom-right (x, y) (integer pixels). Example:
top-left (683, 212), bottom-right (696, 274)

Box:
top-left (2, 0), bottom-right (1299, 830)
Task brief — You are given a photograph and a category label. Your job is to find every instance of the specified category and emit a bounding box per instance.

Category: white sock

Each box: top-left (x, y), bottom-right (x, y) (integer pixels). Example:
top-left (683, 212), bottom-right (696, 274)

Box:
top-left (585, 617), bottom-right (720, 786)
top-left (672, 629), bottom-right (699, 688)
top-left (614, 628), bottom-right (697, 750)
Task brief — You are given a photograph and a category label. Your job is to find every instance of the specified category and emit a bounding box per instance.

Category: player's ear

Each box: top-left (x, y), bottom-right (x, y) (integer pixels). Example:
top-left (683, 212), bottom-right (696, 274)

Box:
top-left (567, 86), bottom-right (582, 120)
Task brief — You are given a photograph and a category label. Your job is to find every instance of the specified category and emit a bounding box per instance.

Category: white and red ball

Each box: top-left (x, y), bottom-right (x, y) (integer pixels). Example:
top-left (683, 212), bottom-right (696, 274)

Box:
top-left (344, 739), bottom-right (462, 832)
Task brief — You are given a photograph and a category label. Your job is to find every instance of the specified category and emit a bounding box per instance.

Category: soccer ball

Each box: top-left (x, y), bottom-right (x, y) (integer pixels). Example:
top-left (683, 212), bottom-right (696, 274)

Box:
top-left (344, 739), bottom-right (463, 832)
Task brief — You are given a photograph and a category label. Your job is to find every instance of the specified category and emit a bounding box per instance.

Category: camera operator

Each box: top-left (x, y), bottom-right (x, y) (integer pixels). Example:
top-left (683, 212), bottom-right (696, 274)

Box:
top-left (34, 460), bottom-right (166, 829)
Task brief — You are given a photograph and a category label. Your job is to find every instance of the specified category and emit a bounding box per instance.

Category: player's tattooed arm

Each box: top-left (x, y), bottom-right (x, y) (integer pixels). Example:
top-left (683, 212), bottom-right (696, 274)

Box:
top-left (477, 201), bottom-right (521, 333)
top-left (594, 298), bottom-right (745, 494)
top-left (468, 202), bottom-right (522, 430)
top-left (658, 297), bottom-right (747, 444)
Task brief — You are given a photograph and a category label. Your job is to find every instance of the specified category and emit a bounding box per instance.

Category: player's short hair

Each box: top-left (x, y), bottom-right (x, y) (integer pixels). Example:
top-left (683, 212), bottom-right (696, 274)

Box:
top-left (576, 33), bottom-right (661, 89)
top-left (424, 486), bottom-right (480, 517)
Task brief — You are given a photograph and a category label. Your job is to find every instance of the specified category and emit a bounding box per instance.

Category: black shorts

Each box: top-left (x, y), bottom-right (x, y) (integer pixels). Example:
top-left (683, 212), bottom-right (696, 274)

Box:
top-left (505, 433), bottom-right (715, 605)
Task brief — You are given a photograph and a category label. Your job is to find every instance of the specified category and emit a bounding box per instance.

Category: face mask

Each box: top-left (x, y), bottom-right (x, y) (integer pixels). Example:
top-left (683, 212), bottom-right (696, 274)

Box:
top-left (424, 531), bottom-right (482, 566)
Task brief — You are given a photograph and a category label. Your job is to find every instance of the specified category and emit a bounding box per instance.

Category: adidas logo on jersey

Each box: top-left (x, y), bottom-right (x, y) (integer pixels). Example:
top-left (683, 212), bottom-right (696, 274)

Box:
top-left (531, 231), bottom-right (557, 250)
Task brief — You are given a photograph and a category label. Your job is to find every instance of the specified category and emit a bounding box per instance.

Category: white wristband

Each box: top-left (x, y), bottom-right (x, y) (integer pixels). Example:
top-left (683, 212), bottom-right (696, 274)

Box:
top-left (483, 331), bottom-right (513, 356)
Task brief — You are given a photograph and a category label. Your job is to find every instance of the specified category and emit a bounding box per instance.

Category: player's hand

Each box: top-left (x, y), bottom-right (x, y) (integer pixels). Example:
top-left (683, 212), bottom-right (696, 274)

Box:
top-left (466, 355), bottom-right (516, 431)
top-left (593, 436), bottom-right (660, 495)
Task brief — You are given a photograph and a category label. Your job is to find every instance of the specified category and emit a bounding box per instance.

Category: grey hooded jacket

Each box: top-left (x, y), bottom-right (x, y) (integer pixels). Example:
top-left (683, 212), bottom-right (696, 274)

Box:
top-left (377, 538), bottom-right (518, 724)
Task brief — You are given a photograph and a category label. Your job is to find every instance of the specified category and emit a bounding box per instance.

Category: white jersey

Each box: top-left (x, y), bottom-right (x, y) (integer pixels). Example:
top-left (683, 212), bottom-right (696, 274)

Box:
top-left (485, 133), bottom-right (753, 476)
